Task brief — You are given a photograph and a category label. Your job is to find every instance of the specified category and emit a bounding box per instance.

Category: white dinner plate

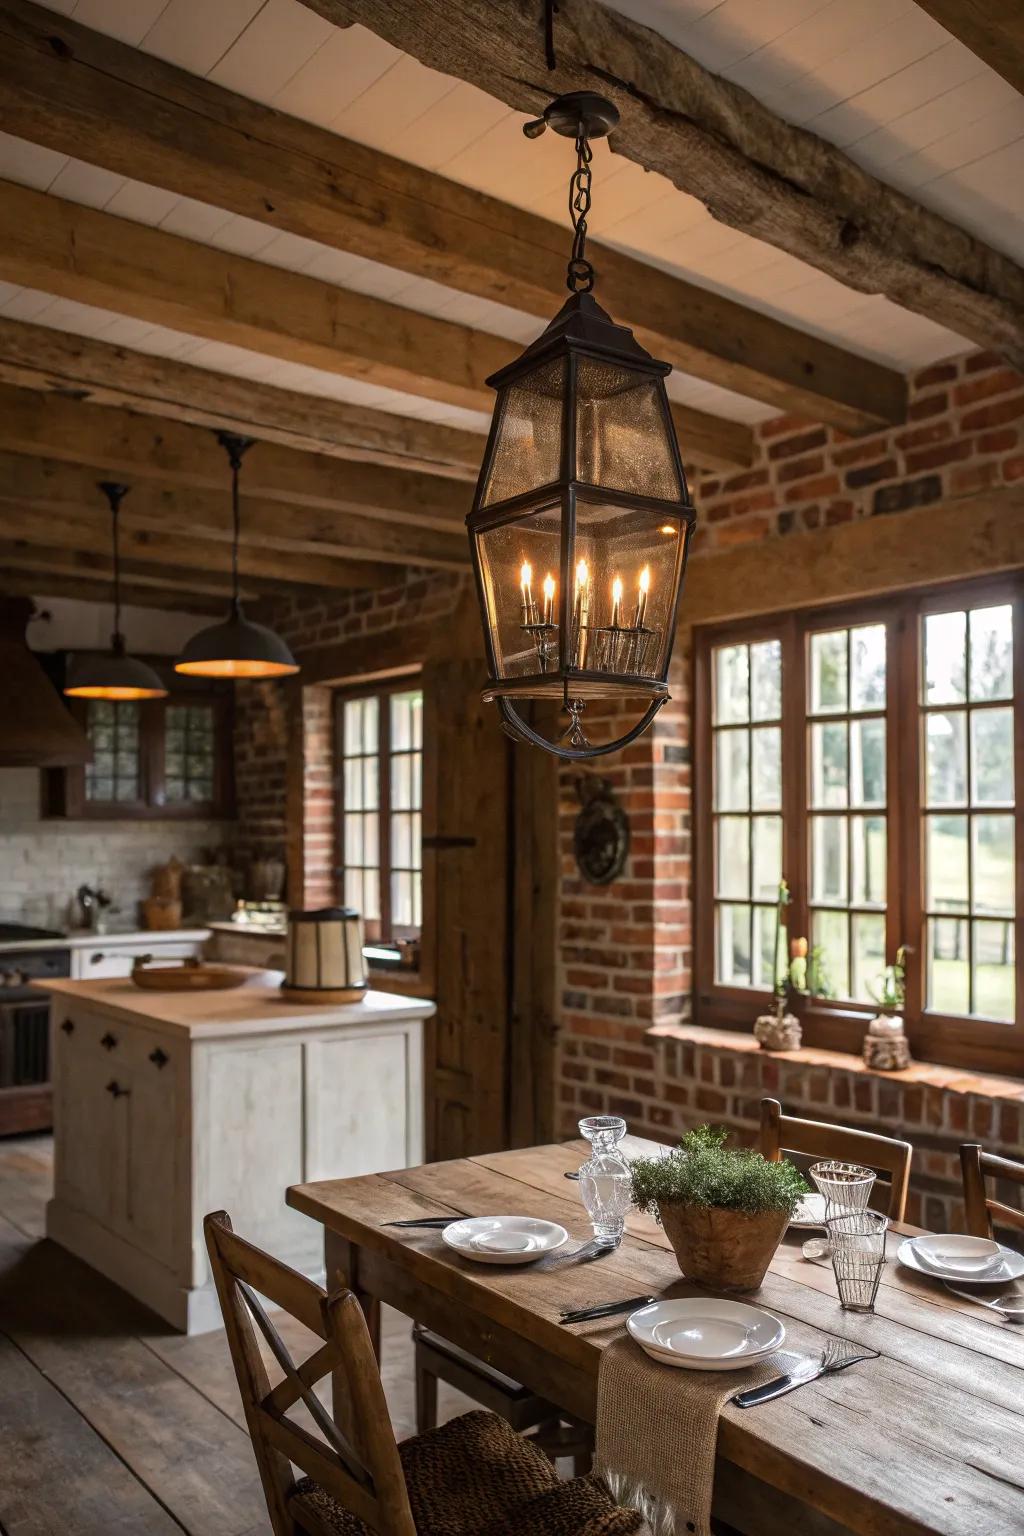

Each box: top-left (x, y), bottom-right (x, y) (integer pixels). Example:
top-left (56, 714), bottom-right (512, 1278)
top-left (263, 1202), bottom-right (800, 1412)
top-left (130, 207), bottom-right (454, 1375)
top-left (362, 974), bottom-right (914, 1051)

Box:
top-left (442, 1215), bottom-right (568, 1265)
top-left (911, 1234), bottom-right (1002, 1276)
top-left (789, 1193), bottom-right (827, 1229)
top-left (898, 1237), bottom-right (1024, 1285)
top-left (627, 1298), bottom-right (785, 1371)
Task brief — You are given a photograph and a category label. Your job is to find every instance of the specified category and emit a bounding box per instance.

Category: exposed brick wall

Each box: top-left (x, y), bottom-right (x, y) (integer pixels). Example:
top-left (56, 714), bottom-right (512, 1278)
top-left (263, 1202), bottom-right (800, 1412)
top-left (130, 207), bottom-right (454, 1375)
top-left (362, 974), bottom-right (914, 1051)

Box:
top-left (696, 349), bottom-right (1024, 550)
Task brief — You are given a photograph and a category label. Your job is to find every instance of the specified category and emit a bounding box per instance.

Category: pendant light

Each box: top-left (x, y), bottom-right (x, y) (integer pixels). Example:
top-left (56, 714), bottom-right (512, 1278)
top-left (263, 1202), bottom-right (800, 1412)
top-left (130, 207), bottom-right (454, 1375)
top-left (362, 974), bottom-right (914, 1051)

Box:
top-left (64, 483), bottom-right (168, 701)
top-left (467, 93), bottom-right (696, 760)
top-left (175, 432), bottom-right (299, 680)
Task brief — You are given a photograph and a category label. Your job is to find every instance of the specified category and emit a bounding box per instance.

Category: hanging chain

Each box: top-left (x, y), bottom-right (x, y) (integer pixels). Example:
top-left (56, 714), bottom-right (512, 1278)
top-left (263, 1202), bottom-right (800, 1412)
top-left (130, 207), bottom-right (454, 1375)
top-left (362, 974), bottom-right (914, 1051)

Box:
top-left (566, 132), bottom-right (595, 293)
top-left (111, 495), bottom-right (122, 643)
top-left (216, 432), bottom-right (254, 613)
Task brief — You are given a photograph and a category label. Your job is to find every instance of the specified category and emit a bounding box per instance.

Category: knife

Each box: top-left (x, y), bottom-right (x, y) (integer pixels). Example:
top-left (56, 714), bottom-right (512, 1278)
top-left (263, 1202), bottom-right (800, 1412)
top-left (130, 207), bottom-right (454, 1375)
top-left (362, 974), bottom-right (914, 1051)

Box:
top-left (559, 1294), bottom-right (656, 1324)
top-left (383, 1217), bottom-right (457, 1228)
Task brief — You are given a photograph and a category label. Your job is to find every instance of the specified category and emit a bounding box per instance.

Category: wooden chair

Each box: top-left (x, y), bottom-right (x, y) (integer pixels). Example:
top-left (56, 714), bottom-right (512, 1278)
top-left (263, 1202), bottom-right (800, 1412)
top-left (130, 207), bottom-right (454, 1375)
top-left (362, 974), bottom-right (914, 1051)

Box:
top-left (204, 1211), bottom-right (640, 1536)
top-left (960, 1143), bottom-right (1024, 1240)
top-left (759, 1097), bottom-right (913, 1220)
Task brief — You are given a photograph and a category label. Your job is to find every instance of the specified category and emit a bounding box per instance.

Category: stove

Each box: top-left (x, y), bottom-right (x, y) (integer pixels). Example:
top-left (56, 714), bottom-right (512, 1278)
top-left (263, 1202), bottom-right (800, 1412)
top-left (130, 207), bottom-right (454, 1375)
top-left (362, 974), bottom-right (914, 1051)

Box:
top-left (0, 925), bottom-right (71, 1134)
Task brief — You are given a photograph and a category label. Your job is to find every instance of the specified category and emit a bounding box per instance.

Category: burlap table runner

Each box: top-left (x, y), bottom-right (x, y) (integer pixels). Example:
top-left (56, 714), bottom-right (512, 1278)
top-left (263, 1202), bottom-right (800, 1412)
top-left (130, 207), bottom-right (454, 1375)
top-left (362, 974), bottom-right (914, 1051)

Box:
top-left (594, 1334), bottom-right (789, 1536)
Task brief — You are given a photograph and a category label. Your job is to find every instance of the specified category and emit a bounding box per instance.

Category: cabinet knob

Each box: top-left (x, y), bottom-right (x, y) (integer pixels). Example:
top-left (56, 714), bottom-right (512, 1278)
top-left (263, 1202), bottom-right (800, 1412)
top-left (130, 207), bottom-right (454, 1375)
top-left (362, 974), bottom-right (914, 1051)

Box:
top-left (149, 1047), bottom-right (169, 1070)
top-left (60, 1018), bottom-right (75, 1035)
top-left (105, 1080), bottom-right (130, 1099)
top-left (89, 952), bottom-right (106, 964)
top-left (100, 1032), bottom-right (118, 1051)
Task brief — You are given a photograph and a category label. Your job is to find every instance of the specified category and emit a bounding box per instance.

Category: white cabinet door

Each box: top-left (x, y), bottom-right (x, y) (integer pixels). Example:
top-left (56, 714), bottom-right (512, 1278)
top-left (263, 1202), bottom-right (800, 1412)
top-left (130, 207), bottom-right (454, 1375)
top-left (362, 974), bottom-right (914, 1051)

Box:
top-left (54, 1031), bottom-right (124, 1225)
top-left (121, 1057), bottom-right (182, 1276)
top-left (305, 1031), bottom-right (413, 1182)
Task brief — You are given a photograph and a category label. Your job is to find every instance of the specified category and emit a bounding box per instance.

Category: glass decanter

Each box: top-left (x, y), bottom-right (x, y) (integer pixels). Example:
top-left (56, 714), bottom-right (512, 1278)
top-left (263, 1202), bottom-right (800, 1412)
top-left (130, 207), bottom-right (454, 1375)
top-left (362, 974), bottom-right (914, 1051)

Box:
top-left (577, 1115), bottom-right (632, 1246)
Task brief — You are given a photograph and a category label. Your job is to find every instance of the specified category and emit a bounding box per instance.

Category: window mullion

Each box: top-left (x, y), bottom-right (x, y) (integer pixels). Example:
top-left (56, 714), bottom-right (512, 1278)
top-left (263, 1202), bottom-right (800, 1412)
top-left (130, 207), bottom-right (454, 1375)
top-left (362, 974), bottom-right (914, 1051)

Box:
top-left (380, 690), bottom-right (392, 944)
top-left (783, 612), bottom-right (807, 990)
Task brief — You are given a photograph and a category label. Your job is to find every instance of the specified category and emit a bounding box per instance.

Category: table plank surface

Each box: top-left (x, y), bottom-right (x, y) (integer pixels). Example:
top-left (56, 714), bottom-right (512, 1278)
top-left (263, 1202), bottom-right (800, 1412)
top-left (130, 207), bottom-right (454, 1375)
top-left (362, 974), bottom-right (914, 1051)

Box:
top-left (288, 1139), bottom-right (1024, 1536)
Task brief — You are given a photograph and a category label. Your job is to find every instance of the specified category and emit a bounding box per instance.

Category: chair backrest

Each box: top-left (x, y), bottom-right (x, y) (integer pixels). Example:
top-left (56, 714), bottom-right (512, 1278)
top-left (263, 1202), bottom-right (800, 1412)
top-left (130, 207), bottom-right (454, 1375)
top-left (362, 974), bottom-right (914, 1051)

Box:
top-left (960, 1144), bottom-right (1024, 1239)
top-left (759, 1097), bottom-right (912, 1220)
top-left (204, 1211), bottom-right (415, 1536)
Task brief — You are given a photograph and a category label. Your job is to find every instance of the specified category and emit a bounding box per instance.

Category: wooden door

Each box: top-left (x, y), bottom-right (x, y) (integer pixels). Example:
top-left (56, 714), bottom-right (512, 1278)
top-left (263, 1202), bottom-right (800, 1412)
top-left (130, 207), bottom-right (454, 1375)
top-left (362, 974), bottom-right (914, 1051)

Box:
top-left (421, 659), bottom-right (510, 1159)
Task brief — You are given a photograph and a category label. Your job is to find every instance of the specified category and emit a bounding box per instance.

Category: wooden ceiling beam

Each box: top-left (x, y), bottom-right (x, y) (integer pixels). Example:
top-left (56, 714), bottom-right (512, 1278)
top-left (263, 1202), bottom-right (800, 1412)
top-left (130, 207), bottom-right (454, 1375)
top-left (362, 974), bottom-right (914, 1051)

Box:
top-left (0, 385), bottom-right (471, 564)
top-left (0, 540), bottom-right (264, 603)
top-left (5, 570), bottom-right (226, 616)
top-left (0, 458), bottom-right (405, 588)
top-left (0, 178), bottom-right (750, 472)
top-left (297, 0), bottom-right (1024, 369)
top-left (0, 0), bottom-right (904, 434)
top-left (0, 319), bottom-right (482, 483)
top-left (911, 2), bottom-right (1024, 95)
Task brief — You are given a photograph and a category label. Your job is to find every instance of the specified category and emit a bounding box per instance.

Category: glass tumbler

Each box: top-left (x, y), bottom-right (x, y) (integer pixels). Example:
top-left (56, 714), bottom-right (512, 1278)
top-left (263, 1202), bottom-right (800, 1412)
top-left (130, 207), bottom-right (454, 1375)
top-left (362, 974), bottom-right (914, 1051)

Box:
top-left (577, 1115), bottom-right (632, 1246)
top-left (802, 1161), bottom-right (876, 1261)
top-left (828, 1211), bottom-right (888, 1311)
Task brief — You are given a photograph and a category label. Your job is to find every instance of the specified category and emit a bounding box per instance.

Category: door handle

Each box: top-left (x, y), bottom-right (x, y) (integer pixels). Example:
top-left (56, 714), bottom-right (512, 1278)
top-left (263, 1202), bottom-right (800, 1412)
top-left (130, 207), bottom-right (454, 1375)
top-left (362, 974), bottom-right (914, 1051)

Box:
top-left (105, 1080), bottom-right (130, 1099)
top-left (89, 952), bottom-right (106, 964)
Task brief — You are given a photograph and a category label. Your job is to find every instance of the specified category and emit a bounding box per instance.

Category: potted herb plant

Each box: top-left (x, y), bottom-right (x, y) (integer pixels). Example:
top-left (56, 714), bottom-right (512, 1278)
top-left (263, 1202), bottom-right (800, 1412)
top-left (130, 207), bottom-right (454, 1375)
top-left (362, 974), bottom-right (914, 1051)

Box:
top-left (630, 1126), bottom-right (807, 1291)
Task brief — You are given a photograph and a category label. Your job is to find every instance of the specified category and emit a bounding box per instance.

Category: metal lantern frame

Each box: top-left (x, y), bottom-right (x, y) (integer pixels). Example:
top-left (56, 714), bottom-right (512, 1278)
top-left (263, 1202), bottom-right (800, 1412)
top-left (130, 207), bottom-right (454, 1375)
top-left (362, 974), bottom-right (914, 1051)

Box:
top-left (466, 93), bottom-right (697, 761)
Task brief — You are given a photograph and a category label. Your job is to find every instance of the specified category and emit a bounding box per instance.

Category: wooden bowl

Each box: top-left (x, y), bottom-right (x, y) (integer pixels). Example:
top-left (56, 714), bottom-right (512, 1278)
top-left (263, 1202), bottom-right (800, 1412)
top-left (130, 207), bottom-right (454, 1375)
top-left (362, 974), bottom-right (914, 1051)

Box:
top-left (130, 957), bottom-right (248, 991)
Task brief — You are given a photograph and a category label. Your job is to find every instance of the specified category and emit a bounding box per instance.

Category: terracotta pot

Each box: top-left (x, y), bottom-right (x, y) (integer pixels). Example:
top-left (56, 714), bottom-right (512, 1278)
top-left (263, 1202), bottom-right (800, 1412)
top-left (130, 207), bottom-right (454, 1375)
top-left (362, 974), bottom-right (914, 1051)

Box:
top-left (658, 1200), bottom-right (790, 1292)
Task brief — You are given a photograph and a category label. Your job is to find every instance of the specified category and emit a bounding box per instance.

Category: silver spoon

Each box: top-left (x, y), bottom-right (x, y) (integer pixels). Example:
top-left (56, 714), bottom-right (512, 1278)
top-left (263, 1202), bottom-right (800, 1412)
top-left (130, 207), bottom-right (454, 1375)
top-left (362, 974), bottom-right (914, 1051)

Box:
top-left (943, 1282), bottom-right (1024, 1320)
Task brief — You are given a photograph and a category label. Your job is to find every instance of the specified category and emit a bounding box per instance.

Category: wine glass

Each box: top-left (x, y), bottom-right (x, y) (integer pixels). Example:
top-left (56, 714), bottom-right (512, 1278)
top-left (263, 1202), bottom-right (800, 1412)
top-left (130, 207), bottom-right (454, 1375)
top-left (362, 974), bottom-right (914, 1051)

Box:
top-left (577, 1115), bottom-right (632, 1247)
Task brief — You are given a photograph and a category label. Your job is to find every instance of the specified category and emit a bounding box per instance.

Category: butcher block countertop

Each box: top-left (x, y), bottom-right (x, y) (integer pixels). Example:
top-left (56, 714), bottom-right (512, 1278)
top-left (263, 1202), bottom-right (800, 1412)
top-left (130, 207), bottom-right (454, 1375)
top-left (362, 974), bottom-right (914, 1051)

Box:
top-left (35, 969), bottom-right (435, 1040)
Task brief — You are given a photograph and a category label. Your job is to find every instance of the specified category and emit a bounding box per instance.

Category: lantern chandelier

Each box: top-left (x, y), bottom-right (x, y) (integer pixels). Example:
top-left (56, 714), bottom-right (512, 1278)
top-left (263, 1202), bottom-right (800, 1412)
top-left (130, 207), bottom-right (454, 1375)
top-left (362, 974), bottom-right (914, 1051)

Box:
top-left (466, 92), bottom-right (697, 761)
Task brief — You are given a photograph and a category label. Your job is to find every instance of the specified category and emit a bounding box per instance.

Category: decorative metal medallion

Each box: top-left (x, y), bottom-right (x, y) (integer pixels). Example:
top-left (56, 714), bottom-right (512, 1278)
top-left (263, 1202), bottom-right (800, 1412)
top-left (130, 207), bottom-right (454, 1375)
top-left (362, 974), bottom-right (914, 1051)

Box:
top-left (573, 775), bottom-right (629, 886)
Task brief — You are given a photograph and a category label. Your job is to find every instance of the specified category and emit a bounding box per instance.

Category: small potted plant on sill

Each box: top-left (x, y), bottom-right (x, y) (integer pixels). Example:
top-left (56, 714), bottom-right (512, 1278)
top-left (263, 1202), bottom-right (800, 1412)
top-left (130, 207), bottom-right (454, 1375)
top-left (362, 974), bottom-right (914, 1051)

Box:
top-left (863, 945), bottom-right (912, 1071)
top-left (630, 1126), bottom-right (807, 1292)
top-left (753, 879), bottom-right (802, 1050)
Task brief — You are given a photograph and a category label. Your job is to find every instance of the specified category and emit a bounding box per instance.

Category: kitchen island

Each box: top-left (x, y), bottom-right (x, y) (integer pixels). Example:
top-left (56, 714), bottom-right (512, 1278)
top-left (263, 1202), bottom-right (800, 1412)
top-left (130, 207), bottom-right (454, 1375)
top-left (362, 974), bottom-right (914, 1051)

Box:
top-left (37, 970), bottom-right (433, 1332)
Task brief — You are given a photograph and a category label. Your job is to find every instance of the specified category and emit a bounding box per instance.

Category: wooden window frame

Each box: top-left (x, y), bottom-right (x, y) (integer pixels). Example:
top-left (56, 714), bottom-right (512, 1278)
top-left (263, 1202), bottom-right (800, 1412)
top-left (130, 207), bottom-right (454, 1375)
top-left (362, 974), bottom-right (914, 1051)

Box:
top-left (694, 573), bottom-right (1023, 1076)
top-left (44, 668), bottom-right (234, 821)
top-left (334, 679), bottom-right (423, 947)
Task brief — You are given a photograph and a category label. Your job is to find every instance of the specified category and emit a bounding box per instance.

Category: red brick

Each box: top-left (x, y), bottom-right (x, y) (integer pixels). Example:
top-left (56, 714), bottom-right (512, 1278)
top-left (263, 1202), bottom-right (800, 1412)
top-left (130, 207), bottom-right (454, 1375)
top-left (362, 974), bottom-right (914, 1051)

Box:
top-left (960, 394), bottom-right (1024, 432)
top-left (907, 392), bottom-right (948, 421)
top-left (953, 368), bottom-right (1022, 406)
top-left (904, 439), bottom-right (973, 473)
top-left (914, 361), bottom-right (958, 388)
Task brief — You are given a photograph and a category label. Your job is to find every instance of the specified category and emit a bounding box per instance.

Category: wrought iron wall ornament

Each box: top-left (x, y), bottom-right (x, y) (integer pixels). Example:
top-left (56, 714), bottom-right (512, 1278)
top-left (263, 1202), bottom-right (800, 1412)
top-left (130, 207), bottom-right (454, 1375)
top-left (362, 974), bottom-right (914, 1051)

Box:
top-left (467, 92), bottom-right (697, 761)
top-left (573, 775), bottom-right (629, 885)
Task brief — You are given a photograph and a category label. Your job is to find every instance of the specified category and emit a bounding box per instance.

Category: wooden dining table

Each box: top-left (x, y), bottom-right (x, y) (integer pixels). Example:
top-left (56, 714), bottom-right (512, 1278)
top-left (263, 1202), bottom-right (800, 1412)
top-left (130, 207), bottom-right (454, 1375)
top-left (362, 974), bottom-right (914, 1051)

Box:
top-left (287, 1137), bottom-right (1024, 1536)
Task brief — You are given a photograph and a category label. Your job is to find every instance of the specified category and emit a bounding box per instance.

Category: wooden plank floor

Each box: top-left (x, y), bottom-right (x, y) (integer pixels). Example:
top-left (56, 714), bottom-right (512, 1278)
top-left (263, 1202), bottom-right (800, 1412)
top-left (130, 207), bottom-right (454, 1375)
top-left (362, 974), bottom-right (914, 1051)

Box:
top-left (0, 1135), bottom-right (473, 1536)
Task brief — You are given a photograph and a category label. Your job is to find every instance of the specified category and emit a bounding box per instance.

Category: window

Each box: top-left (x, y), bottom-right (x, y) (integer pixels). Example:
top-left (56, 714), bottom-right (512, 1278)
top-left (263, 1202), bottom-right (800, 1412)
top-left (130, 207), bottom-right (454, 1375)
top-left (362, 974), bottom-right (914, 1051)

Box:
top-left (695, 579), bottom-right (1022, 1072)
top-left (336, 684), bottom-right (423, 943)
top-left (47, 684), bottom-right (233, 820)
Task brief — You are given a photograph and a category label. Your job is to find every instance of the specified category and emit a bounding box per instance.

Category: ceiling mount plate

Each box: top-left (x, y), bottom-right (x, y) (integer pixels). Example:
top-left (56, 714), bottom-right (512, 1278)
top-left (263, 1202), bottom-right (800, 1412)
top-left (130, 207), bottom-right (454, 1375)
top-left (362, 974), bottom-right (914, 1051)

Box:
top-left (523, 91), bottom-right (620, 141)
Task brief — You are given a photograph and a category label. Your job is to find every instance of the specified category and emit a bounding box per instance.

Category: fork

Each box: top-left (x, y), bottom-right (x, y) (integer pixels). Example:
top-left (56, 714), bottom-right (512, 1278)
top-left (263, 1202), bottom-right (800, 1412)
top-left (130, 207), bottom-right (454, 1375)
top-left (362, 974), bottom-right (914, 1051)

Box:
top-left (733, 1336), bottom-right (879, 1408)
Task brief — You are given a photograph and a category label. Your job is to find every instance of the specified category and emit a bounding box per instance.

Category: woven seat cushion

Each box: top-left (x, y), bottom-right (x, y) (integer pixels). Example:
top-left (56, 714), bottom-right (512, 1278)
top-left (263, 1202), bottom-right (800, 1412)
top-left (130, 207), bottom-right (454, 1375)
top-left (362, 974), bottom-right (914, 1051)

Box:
top-left (290, 1409), bottom-right (641, 1536)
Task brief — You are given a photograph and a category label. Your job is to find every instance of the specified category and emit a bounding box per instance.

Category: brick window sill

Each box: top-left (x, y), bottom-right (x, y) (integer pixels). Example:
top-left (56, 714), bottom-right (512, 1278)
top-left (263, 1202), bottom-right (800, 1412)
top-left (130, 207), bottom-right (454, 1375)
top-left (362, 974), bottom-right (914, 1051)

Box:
top-left (646, 1021), bottom-right (1024, 1106)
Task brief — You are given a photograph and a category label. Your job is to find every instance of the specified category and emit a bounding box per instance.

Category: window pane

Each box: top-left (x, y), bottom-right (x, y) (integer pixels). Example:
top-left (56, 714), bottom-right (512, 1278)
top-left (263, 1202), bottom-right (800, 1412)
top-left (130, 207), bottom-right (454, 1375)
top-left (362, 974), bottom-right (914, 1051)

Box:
top-left (811, 722), bottom-right (848, 808)
top-left (391, 690), bottom-right (420, 750)
top-left (344, 815), bottom-right (363, 864)
top-left (925, 611), bottom-right (967, 705)
top-left (850, 624), bottom-right (886, 711)
top-left (851, 815), bottom-right (886, 906)
top-left (925, 712), bottom-right (967, 806)
top-left (927, 918), bottom-right (970, 1014)
top-left (362, 697), bottom-right (379, 754)
top-left (714, 729), bottom-right (749, 811)
top-left (392, 754), bottom-right (412, 810)
top-left (392, 812), bottom-right (413, 868)
top-left (973, 814), bottom-right (1015, 914)
top-left (810, 630), bottom-right (847, 713)
top-left (811, 815), bottom-right (848, 904)
top-left (363, 868), bottom-right (380, 922)
top-left (392, 870), bottom-right (413, 928)
top-left (851, 913), bottom-right (885, 1004)
top-left (716, 904), bottom-right (751, 986)
top-left (750, 640), bottom-right (781, 721)
top-left (344, 757), bottom-right (363, 811)
top-left (344, 869), bottom-right (362, 911)
top-left (850, 717), bottom-right (885, 807)
top-left (927, 814), bottom-right (969, 912)
top-left (974, 920), bottom-right (1015, 1021)
top-left (714, 645), bottom-right (749, 725)
top-left (752, 816), bottom-right (782, 900)
top-left (363, 755), bottom-right (379, 810)
top-left (752, 906), bottom-right (777, 989)
top-left (751, 726), bottom-right (781, 810)
top-left (971, 708), bottom-right (1013, 805)
top-left (969, 605), bottom-right (1013, 702)
top-left (343, 699), bottom-right (364, 755)
top-left (717, 816), bottom-right (749, 899)
top-left (812, 909), bottom-right (848, 999)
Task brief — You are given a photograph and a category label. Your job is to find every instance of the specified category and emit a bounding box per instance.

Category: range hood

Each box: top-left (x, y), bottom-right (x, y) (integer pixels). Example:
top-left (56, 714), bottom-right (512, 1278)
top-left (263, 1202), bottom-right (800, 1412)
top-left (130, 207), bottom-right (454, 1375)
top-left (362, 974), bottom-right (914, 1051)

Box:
top-left (0, 597), bottom-right (91, 767)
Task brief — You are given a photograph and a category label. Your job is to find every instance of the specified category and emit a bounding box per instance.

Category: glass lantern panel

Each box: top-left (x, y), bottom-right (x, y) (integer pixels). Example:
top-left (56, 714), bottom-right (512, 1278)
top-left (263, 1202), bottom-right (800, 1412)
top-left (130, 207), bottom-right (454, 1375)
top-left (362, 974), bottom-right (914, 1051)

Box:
top-left (574, 358), bottom-right (682, 501)
top-left (480, 358), bottom-right (566, 507)
top-left (571, 499), bottom-right (683, 681)
top-left (474, 500), bottom-right (563, 679)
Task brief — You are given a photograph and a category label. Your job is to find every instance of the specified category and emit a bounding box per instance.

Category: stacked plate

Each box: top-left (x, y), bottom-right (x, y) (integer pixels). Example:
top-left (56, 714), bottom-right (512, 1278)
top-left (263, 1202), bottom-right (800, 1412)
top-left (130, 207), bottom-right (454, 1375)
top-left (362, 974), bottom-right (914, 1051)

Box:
top-left (898, 1233), bottom-right (1024, 1284)
top-left (626, 1298), bottom-right (785, 1371)
top-left (441, 1215), bottom-right (568, 1265)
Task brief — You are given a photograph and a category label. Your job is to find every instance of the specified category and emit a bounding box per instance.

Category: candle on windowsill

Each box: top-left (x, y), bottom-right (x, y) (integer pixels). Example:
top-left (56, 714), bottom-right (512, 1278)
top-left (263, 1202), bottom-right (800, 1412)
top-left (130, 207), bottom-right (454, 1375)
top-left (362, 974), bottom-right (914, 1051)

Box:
top-left (633, 565), bottom-right (650, 629)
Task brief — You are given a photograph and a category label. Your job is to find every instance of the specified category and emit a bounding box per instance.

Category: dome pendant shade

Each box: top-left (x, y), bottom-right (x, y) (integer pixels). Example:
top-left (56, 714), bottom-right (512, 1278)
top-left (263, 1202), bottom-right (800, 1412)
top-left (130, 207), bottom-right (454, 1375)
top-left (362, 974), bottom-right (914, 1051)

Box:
top-left (65, 634), bottom-right (167, 700)
top-left (175, 600), bottom-right (299, 679)
top-left (174, 431), bottom-right (299, 681)
top-left (63, 482), bottom-right (168, 702)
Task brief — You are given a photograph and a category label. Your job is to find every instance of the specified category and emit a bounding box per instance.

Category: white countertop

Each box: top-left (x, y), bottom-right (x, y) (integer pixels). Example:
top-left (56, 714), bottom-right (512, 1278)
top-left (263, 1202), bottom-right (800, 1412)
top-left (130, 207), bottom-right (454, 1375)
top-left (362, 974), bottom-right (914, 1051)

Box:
top-left (35, 969), bottom-right (435, 1039)
top-left (0, 928), bottom-right (211, 954)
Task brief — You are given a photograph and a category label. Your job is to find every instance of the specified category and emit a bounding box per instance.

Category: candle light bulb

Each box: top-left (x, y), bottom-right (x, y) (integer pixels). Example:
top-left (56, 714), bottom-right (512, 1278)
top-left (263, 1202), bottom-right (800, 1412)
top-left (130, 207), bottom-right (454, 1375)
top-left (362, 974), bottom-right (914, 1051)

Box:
top-left (543, 573), bottom-right (555, 601)
top-left (639, 566), bottom-right (650, 594)
top-left (633, 564), bottom-right (650, 630)
top-left (610, 574), bottom-right (623, 628)
top-left (520, 560), bottom-right (533, 596)
top-left (542, 572), bottom-right (555, 626)
top-left (575, 558), bottom-right (589, 590)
